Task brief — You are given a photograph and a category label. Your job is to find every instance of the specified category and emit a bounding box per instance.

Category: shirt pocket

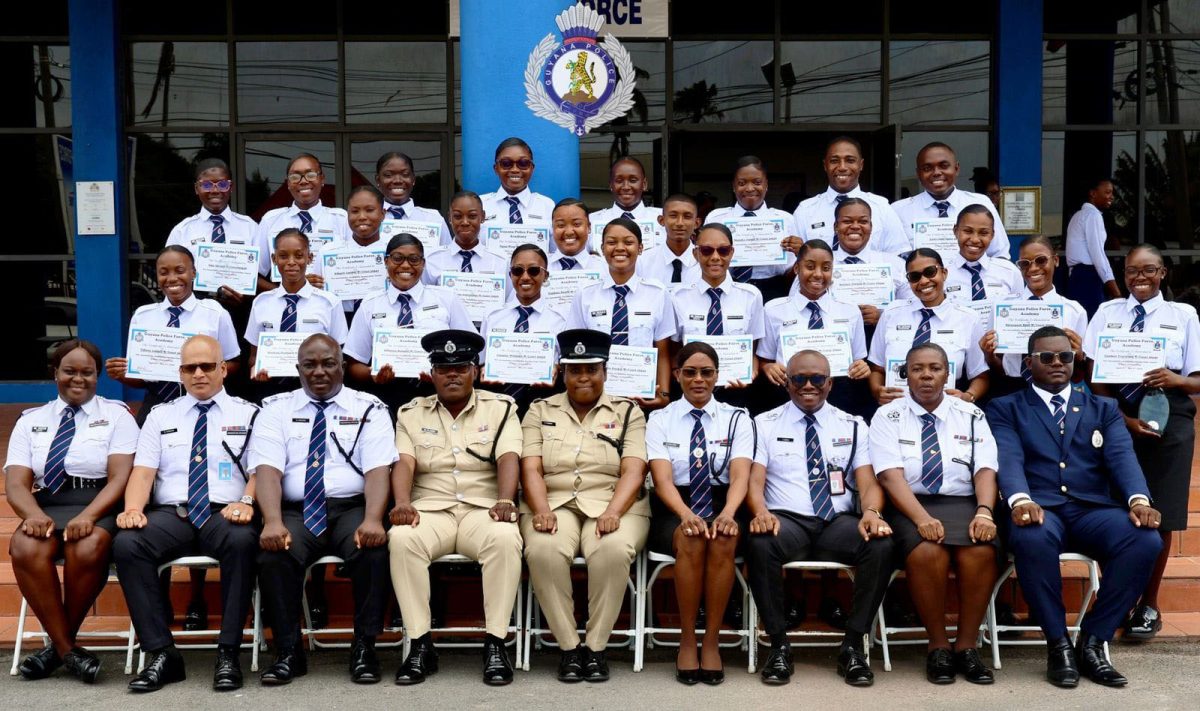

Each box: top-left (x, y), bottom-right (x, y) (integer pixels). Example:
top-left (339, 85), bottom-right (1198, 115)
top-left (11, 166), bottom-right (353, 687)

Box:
top-left (1150, 326), bottom-right (1185, 369)
top-left (628, 311), bottom-right (655, 345)
top-left (539, 428), bottom-right (566, 466)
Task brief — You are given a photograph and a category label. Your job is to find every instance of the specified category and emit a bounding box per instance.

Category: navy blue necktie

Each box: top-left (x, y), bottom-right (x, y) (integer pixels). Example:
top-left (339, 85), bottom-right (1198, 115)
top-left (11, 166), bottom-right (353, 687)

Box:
top-left (396, 293), bottom-right (414, 327)
top-left (1050, 393), bottom-right (1066, 434)
top-left (731, 210), bottom-right (755, 282)
top-left (805, 414), bottom-right (834, 520)
top-left (963, 263), bottom-right (986, 301)
top-left (671, 258), bottom-right (683, 283)
top-left (843, 255), bottom-right (863, 265)
top-left (832, 196), bottom-right (848, 249)
top-left (281, 294), bottom-right (300, 333)
top-left (298, 210), bottom-right (313, 234)
top-left (505, 197), bottom-right (522, 224)
top-left (558, 256), bottom-right (578, 271)
top-left (621, 211), bottom-right (636, 221)
top-left (503, 306), bottom-right (536, 399)
top-left (807, 301), bottom-right (823, 330)
top-left (611, 285), bottom-right (630, 345)
top-left (388, 206), bottom-right (406, 220)
top-left (154, 306), bottom-right (186, 401)
top-left (913, 308), bottom-right (934, 346)
top-left (42, 405), bottom-right (78, 494)
top-left (187, 403), bottom-right (214, 529)
top-left (209, 214), bottom-right (226, 243)
top-left (706, 287), bottom-right (724, 336)
top-left (688, 409), bottom-right (713, 518)
top-left (303, 401), bottom-right (330, 536)
top-left (1120, 304), bottom-right (1148, 402)
top-left (919, 413), bottom-right (943, 493)
top-left (933, 201), bottom-right (951, 219)
top-left (459, 250), bottom-right (475, 273)
top-left (166, 305), bottom-right (184, 328)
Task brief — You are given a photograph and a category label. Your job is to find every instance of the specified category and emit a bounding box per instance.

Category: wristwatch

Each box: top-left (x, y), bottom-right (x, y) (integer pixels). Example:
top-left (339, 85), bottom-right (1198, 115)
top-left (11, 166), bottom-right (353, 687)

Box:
top-left (239, 495), bottom-right (255, 507)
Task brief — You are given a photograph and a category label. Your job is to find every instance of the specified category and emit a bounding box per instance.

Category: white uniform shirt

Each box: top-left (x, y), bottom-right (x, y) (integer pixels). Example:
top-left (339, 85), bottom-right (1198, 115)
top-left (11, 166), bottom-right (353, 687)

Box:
top-left (869, 299), bottom-right (988, 380)
top-left (646, 397), bottom-right (755, 487)
top-left (548, 250), bottom-right (603, 272)
top-left (706, 204), bottom-right (797, 279)
top-left (566, 273), bottom-right (677, 347)
top-left (943, 255), bottom-right (1023, 304)
top-left (384, 199), bottom-right (453, 247)
top-left (167, 206), bottom-right (269, 276)
top-left (344, 282), bottom-right (476, 363)
top-left (1000, 287), bottom-right (1089, 377)
top-left (244, 282), bottom-right (348, 346)
top-left (589, 202), bottom-right (665, 252)
top-left (249, 387), bottom-right (398, 501)
top-left (479, 298), bottom-right (567, 362)
top-left (673, 276), bottom-right (766, 340)
top-left (892, 188), bottom-right (1011, 259)
top-left (256, 202), bottom-right (354, 261)
top-left (753, 401), bottom-right (870, 516)
top-left (636, 243), bottom-right (699, 289)
top-left (422, 243), bottom-right (512, 293)
top-left (135, 390), bottom-right (258, 505)
top-left (758, 292), bottom-right (867, 363)
top-left (5, 396), bottom-right (139, 487)
top-left (129, 295), bottom-right (241, 368)
top-left (831, 246), bottom-right (912, 301)
top-left (1065, 203), bottom-right (1114, 284)
top-left (869, 395), bottom-right (997, 497)
top-left (1084, 294), bottom-right (1200, 374)
top-left (793, 186), bottom-right (910, 256)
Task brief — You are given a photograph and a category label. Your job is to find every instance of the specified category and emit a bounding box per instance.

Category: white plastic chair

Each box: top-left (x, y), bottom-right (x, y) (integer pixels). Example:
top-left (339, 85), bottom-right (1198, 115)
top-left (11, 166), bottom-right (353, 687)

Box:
top-left (301, 555), bottom-right (403, 650)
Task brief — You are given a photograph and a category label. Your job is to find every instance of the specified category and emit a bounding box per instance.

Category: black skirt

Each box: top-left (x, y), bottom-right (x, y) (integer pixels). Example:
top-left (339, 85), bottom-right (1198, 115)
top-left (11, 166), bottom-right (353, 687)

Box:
top-left (1131, 387), bottom-right (1195, 531)
top-left (889, 493), bottom-right (998, 558)
top-left (649, 485), bottom-right (747, 555)
top-left (33, 484), bottom-right (118, 537)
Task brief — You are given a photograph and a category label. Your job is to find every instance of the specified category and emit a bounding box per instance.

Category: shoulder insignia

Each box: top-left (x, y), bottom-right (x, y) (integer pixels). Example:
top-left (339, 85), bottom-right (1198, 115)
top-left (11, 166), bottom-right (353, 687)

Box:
top-left (260, 392), bottom-right (292, 408)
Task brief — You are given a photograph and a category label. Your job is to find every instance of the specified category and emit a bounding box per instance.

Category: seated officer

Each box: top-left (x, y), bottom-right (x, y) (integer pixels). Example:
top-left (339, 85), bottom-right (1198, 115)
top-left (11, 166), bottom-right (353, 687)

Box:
top-left (747, 350), bottom-right (894, 687)
top-left (987, 326), bottom-right (1163, 688)
top-left (250, 334), bottom-right (398, 685)
top-left (115, 335), bottom-right (260, 693)
top-left (389, 330), bottom-right (523, 686)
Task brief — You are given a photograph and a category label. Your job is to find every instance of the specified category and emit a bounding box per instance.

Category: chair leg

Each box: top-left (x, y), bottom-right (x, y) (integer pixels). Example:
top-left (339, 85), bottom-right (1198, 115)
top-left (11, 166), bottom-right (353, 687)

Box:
top-left (876, 603), bottom-right (892, 672)
top-left (521, 578), bottom-right (533, 672)
top-left (10, 597), bottom-right (29, 676)
top-left (251, 585), bottom-right (262, 672)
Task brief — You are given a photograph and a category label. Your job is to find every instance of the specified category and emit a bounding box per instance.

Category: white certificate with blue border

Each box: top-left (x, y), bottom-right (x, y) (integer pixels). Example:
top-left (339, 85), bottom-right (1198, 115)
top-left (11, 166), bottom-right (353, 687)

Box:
top-left (683, 334), bottom-right (754, 384)
top-left (252, 332), bottom-right (309, 378)
top-left (723, 217), bottom-right (788, 267)
top-left (321, 248), bottom-right (387, 301)
top-left (370, 327), bottom-right (433, 377)
top-left (831, 263), bottom-right (895, 306)
top-left (126, 327), bottom-right (196, 383)
top-left (193, 243), bottom-right (260, 295)
top-left (605, 345), bottom-right (658, 399)
top-left (993, 302), bottom-right (1065, 354)
top-left (1091, 334), bottom-right (1167, 384)
top-left (542, 270), bottom-right (602, 312)
top-left (381, 219), bottom-right (442, 254)
top-left (590, 220), bottom-right (662, 252)
top-left (439, 271), bottom-right (507, 322)
top-left (483, 224), bottom-right (551, 260)
top-left (483, 332), bottom-right (556, 385)
top-left (778, 329), bottom-right (852, 377)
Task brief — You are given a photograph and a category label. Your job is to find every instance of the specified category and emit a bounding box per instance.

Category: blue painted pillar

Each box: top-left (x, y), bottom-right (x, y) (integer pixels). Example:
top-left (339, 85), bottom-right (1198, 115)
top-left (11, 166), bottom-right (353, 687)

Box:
top-left (461, 0), bottom-right (579, 200)
top-left (994, 0), bottom-right (1043, 258)
top-left (69, 0), bottom-right (127, 399)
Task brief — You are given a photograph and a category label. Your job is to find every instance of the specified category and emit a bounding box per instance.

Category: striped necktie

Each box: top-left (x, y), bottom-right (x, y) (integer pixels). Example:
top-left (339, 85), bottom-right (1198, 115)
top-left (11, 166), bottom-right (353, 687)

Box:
top-left (611, 285), bottom-right (630, 345)
top-left (1050, 393), bottom-right (1066, 434)
top-left (807, 301), bottom-right (823, 329)
top-left (166, 305), bottom-right (184, 328)
top-left (505, 197), bottom-right (522, 224)
top-left (843, 255), bottom-right (863, 265)
top-left (42, 405), bottom-right (79, 494)
top-left (706, 287), bottom-right (724, 336)
top-left (459, 250), bottom-right (475, 273)
top-left (963, 263), bottom-right (986, 301)
top-left (1119, 304), bottom-right (1148, 402)
top-left (281, 294), bottom-right (300, 333)
top-left (621, 211), bottom-right (636, 221)
top-left (913, 308), bottom-right (935, 346)
top-left (919, 412), bottom-right (944, 494)
top-left (396, 293), bottom-right (414, 328)
top-left (303, 401), bottom-right (330, 536)
top-left (503, 306), bottom-right (536, 399)
top-left (558, 256), bottom-right (578, 271)
top-left (298, 210), bottom-right (313, 234)
top-left (209, 214), bottom-right (226, 243)
top-left (731, 210), bottom-right (755, 282)
top-left (688, 409), bottom-right (714, 518)
top-left (154, 307), bottom-right (186, 401)
top-left (187, 402), bottom-right (214, 529)
top-left (933, 201), bottom-right (951, 219)
top-left (805, 414), bottom-right (834, 520)
top-left (388, 206), bottom-right (406, 220)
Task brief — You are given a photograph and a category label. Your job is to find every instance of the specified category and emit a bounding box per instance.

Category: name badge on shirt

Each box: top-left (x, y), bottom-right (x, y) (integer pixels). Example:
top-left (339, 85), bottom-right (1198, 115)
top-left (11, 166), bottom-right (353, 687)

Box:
top-left (776, 437), bottom-right (794, 443)
top-left (946, 285), bottom-right (963, 293)
top-left (88, 419), bottom-right (108, 428)
top-left (218, 461), bottom-right (233, 481)
top-left (591, 310), bottom-right (608, 318)
top-left (32, 426), bottom-right (48, 433)
top-left (541, 421), bottom-right (556, 427)
top-left (1160, 324), bottom-right (1178, 330)
top-left (160, 428), bottom-right (178, 435)
top-left (898, 438), bottom-right (916, 446)
top-left (663, 442), bottom-right (679, 448)
top-left (895, 324), bottom-right (912, 331)
top-left (1107, 322), bottom-right (1124, 329)
top-left (728, 314), bottom-right (743, 320)
top-left (260, 321), bottom-right (275, 330)
top-left (811, 222), bottom-right (825, 230)
top-left (422, 304), bottom-right (438, 311)
top-left (634, 311), bottom-right (651, 316)
top-left (302, 318), bottom-right (320, 324)
top-left (688, 314), bottom-right (705, 321)
top-left (372, 313), bottom-right (387, 320)
top-left (421, 427), bottom-right (439, 435)
top-left (292, 417), bottom-right (310, 423)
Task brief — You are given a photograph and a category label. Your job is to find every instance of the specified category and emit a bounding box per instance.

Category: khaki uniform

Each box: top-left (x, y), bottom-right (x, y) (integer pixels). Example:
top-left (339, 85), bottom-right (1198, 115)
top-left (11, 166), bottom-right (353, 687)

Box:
top-left (519, 392), bottom-right (650, 652)
top-left (388, 390), bottom-right (524, 638)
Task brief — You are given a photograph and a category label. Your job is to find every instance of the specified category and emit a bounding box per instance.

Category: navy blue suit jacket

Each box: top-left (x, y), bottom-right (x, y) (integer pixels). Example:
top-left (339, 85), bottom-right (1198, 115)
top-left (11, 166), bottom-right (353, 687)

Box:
top-left (986, 385), bottom-right (1150, 508)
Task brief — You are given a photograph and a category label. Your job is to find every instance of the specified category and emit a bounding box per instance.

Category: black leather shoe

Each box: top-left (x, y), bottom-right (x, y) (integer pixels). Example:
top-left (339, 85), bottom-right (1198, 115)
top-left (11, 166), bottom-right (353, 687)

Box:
top-left (63, 647), bottom-right (101, 684)
top-left (583, 648), bottom-right (609, 682)
top-left (482, 636), bottom-right (513, 686)
top-left (128, 649), bottom-right (185, 692)
top-left (1122, 604), bottom-right (1162, 641)
top-left (17, 646), bottom-right (62, 680)
top-left (925, 648), bottom-right (955, 684)
top-left (394, 638), bottom-right (438, 685)
top-left (557, 646), bottom-right (585, 683)
top-left (1046, 637), bottom-right (1079, 688)
top-left (953, 648), bottom-right (994, 684)
top-left (675, 666), bottom-right (700, 685)
top-left (760, 644), bottom-right (793, 685)
top-left (819, 598), bottom-right (849, 630)
top-left (260, 648), bottom-right (307, 686)
top-left (213, 648), bottom-right (243, 691)
top-left (699, 667), bottom-right (724, 686)
top-left (307, 603), bottom-right (328, 630)
top-left (1075, 634), bottom-right (1127, 687)
top-left (182, 601), bottom-right (207, 632)
top-left (350, 639), bottom-right (381, 684)
top-left (837, 647), bottom-right (873, 686)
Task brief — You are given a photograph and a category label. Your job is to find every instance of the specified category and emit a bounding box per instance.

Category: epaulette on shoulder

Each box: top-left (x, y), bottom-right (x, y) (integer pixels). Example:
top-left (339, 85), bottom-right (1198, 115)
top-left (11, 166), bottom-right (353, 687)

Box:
top-left (260, 392), bottom-right (292, 408)
top-left (948, 398), bottom-right (984, 418)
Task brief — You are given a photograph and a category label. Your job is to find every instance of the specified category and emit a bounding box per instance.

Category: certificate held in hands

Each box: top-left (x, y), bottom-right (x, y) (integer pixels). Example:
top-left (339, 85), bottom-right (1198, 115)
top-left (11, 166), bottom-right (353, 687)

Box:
top-left (126, 328), bottom-right (196, 383)
top-left (370, 327), bottom-right (432, 377)
top-left (483, 225), bottom-right (551, 260)
top-left (723, 217), bottom-right (788, 267)
top-left (382, 219), bottom-right (442, 254)
top-left (542, 270), bottom-right (602, 311)
top-left (911, 218), bottom-right (958, 262)
top-left (778, 329), bottom-right (853, 377)
top-left (484, 332), bottom-right (556, 385)
top-left (440, 271), bottom-right (507, 322)
top-left (993, 302), bottom-right (1065, 354)
top-left (831, 263), bottom-right (894, 306)
top-left (1091, 334), bottom-right (1167, 384)
top-left (605, 345), bottom-right (658, 399)
top-left (683, 334), bottom-right (753, 384)
top-left (253, 332), bottom-right (309, 378)
top-left (194, 243), bottom-right (260, 296)
top-left (321, 248), bottom-right (386, 301)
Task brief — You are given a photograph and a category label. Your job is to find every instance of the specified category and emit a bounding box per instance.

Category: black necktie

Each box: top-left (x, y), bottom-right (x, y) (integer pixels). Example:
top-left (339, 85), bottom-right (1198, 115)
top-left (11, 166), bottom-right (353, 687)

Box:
top-left (671, 258), bottom-right (683, 283)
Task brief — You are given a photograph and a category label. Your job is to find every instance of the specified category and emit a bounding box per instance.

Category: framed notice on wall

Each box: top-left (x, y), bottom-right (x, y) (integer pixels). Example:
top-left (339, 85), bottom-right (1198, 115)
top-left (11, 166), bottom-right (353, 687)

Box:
top-left (1000, 186), bottom-right (1041, 235)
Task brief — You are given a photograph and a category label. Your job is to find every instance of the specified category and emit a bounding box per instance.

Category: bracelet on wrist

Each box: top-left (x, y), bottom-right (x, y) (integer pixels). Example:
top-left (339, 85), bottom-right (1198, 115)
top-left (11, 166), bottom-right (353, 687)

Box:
top-left (865, 507), bottom-right (883, 518)
top-left (496, 498), bottom-right (515, 506)
top-left (975, 504), bottom-right (993, 514)
top-left (973, 512), bottom-right (994, 522)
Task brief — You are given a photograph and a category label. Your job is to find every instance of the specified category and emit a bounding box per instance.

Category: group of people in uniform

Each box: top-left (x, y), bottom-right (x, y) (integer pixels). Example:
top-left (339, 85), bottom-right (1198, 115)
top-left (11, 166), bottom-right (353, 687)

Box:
top-left (4, 135), bottom-right (1195, 695)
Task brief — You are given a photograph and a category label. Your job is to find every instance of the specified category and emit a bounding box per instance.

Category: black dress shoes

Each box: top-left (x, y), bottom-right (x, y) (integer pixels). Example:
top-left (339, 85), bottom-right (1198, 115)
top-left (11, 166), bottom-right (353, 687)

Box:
top-left (699, 666), bottom-right (724, 686)
top-left (819, 598), bottom-right (849, 630)
top-left (836, 647), bottom-right (874, 686)
top-left (394, 637), bottom-right (438, 685)
top-left (1075, 634), bottom-right (1127, 687)
top-left (182, 601), bottom-right (208, 632)
top-left (63, 647), bottom-right (101, 684)
top-left (482, 635), bottom-right (513, 686)
top-left (213, 648), bottom-right (243, 691)
top-left (260, 647), bottom-right (308, 686)
top-left (557, 645), bottom-right (585, 683)
top-left (953, 648), bottom-right (994, 684)
top-left (760, 644), bottom-right (793, 685)
top-left (675, 666), bottom-right (700, 685)
top-left (1046, 637), bottom-right (1079, 688)
top-left (307, 603), bottom-right (329, 630)
top-left (128, 649), bottom-right (186, 692)
top-left (349, 638), bottom-right (382, 684)
top-left (583, 648), bottom-right (609, 682)
top-left (1123, 604), bottom-right (1162, 641)
top-left (925, 648), bottom-right (955, 684)
top-left (18, 646), bottom-right (62, 680)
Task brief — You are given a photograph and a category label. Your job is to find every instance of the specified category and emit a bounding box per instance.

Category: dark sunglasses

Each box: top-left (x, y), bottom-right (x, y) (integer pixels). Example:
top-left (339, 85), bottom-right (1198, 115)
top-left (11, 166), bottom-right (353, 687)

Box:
top-left (180, 361), bottom-right (219, 374)
top-left (679, 367), bottom-right (717, 379)
top-left (197, 179), bottom-right (231, 192)
top-left (906, 265), bottom-right (941, 283)
top-left (1016, 254), bottom-right (1052, 270)
top-left (697, 245), bottom-right (733, 257)
top-left (497, 158), bottom-right (533, 170)
top-left (1028, 351), bottom-right (1076, 365)
top-left (788, 373), bottom-right (828, 389)
top-left (510, 265), bottom-right (544, 278)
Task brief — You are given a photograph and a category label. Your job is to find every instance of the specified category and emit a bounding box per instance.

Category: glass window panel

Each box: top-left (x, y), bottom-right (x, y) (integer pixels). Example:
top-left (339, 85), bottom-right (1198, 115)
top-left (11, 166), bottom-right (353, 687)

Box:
top-left (782, 1), bottom-right (882, 35)
top-left (1041, 131), bottom-right (1137, 246)
top-left (129, 43), bottom-right (228, 126)
top-left (243, 140), bottom-right (337, 220)
top-left (346, 43), bottom-right (447, 124)
top-left (1143, 130), bottom-right (1199, 253)
top-left (1, 1), bottom-right (67, 35)
top-left (1155, 0), bottom-right (1200, 34)
top-left (350, 140), bottom-right (445, 212)
top-left (898, 131), bottom-right (989, 201)
top-left (672, 2), bottom-right (774, 35)
top-left (580, 132), bottom-right (660, 211)
top-left (780, 41), bottom-right (881, 124)
top-left (673, 41), bottom-right (773, 124)
top-left (889, 0), bottom-right (994, 34)
top-left (343, 2), bottom-right (448, 35)
top-left (235, 42), bottom-right (338, 124)
top-left (0, 44), bottom-right (71, 128)
top-left (123, 1), bottom-right (225, 35)
top-left (592, 41), bottom-right (665, 129)
top-left (453, 41), bottom-right (461, 127)
top-left (1045, 4), bottom-right (1139, 34)
top-left (889, 40), bottom-right (989, 126)
top-left (233, 1), bottom-right (337, 35)
top-left (0, 134), bottom-right (70, 256)
top-left (1145, 39), bottom-right (1200, 125)
top-left (130, 132), bottom-right (229, 254)
top-left (1042, 40), bottom-right (1139, 126)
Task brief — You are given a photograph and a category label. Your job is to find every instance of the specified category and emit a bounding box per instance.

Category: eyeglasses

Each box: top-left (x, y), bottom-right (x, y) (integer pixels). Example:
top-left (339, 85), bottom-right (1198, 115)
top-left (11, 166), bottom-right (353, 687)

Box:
top-left (510, 265), bottom-right (544, 278)
top-left (1028, 351), bottom-right (1076, 365)
top-left (788, 373), bottom-right (828, 389)
top-left (387, 254), bottom-right (424, 266)
top-left (179, 361), bottom-right (219, 374)
top-left (1016, 255), bottom-right (1052, 270)
top-left (496, 158), bottom-right (533, 170)
top-left (197, 179), bottom-right (231, 192)
top-left (1124, 266), bottom-right (1163, 278)
top-left (697, 245), bottom-right (733, 257)
top-left (286, 171), bottom-right (321, 184)
top-left (906, 265), bottom-right (941, 283)
top-left (679, 367), bottom-right (717, 379)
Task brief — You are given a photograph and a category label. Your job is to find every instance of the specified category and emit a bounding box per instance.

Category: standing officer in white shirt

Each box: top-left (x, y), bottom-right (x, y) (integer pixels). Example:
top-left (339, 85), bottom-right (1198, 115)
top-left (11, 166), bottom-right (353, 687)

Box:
top-left (422, 191), bottom-right (511, 289)
top-left (588, 157), bottom-right (664, 251)
top-left (255, 154), bottom-right (353, 280)
top-left (637, 193), bottom-right (701, 290)
top-left (1066, 177), bottom-right (1122, 316)
top-left (375, 151), bottom-right (452, 246)
top-left (479, 137), bottom-right (556, 237)
top-left (943, 206), bottom-right (1023, 306)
